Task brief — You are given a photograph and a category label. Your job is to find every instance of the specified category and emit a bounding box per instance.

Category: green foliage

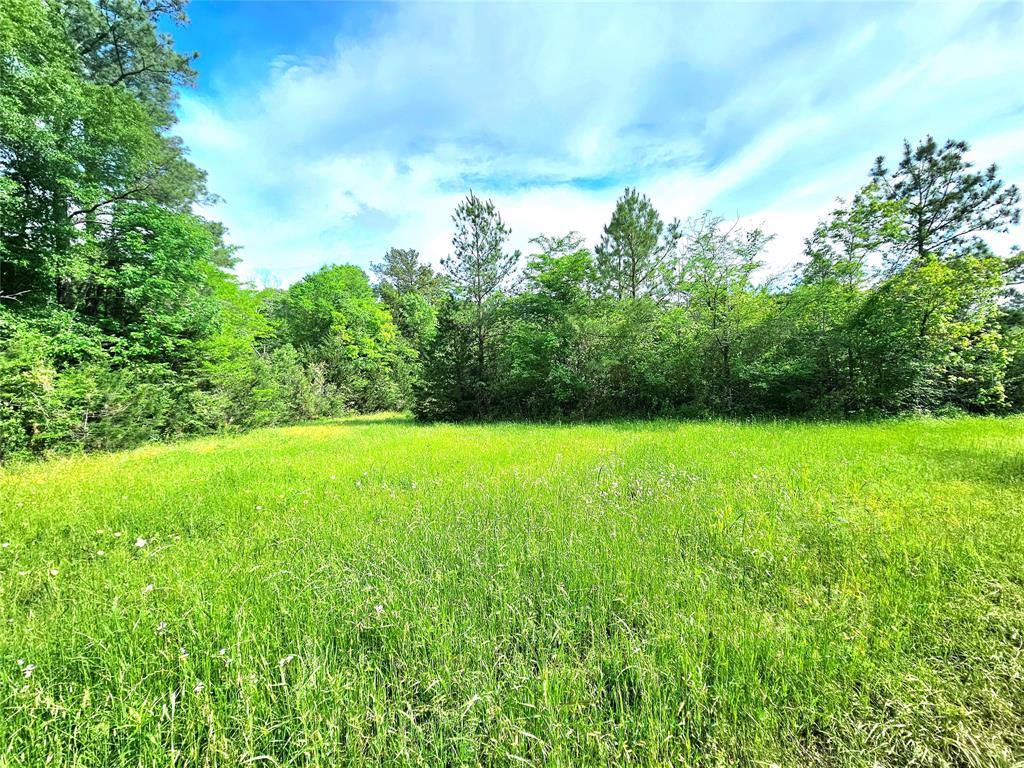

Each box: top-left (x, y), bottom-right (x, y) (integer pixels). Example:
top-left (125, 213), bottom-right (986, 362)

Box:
top-left (0, 0), bottom-right (404, 459)
top-left (438, 192), bottom-right (520, 416)
top-left (276, 264), bottom-right (413, 412)
top-left (372, 246), bottom-right (447, 304)
top-left (372, 248), bottom-right (444, 356)
top-left (871, 136), bottom-right (1021, 264)
top-left (416, 138), bottom-right (1020, 422)
top-left (595, 187), bottom-right (682, 302)
top-left (494, 235), bottom-right (596, 417)
top-left (411, 298), bottom-right (478, 421)
top-left (847, 251), bottom-right (1007, 412)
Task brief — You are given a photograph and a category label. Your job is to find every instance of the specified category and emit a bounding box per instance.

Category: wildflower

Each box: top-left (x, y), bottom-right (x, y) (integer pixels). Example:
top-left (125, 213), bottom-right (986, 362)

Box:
top-left (179, 647), bottom-right (189, 659)
top-left (49, 568), bottom-right (59, 577)
top-left (23, 664), bottom-right (34, 678)
top-left (96, 550), bottom-right (105, 556)
top-left (96, 529), bottom-right (105, 534)
top-left (193, 682), bottom-right (204, 693)
top-left (16, 659), bottom-right (24, 666)
top-left (278, 654), bottom-right (295, 667)
top-left (142, 583), bottom-right (154, 594)
top-left (218, 648), bottom-right (228, 656)
top-left (375, 604), bottom-right (384, 615)
top-left (156, 621), bottom-right (168, 635)
top-left (1, 542), bottom-right (9, 548)
top-left (113, 532), bottom-right (122, 538)
top-left (255, 505), bottom-right (263, 511)
top-left (135, 538), bottom-right (147, 548)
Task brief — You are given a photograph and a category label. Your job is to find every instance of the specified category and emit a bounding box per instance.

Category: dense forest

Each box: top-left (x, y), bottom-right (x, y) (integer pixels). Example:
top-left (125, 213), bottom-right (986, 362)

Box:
top-left (1, 0), bottom-right (1022, 460)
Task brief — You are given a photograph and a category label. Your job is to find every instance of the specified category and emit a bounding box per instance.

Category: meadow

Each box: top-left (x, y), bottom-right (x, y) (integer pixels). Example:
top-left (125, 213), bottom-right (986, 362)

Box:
top-left (1, 415), bottom-right (1022, 767)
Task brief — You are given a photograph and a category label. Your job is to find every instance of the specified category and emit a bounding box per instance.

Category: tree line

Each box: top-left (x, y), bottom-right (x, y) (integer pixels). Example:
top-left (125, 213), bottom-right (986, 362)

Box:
top-left (1, 0), bottom-right (1022, 459)
top-left (415, 153), bottom-right (1021, 420)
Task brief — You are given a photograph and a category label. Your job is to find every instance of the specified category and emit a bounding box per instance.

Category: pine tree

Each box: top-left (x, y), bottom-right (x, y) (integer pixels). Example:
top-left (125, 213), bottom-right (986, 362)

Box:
top-left (871, 136), bottom-right (1021, 268)
top-left (595, 187), bottom-right (681, 302)
top-left (441, 192), bottom-right (519, 412)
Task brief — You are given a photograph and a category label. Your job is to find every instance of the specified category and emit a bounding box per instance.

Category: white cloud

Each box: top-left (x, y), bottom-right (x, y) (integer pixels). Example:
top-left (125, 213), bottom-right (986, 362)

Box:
top-left (177, 1), bottom-right (1024, 286)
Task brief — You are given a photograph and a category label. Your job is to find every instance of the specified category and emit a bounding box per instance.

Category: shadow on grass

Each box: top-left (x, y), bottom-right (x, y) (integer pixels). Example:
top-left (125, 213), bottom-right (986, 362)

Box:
top-left (323, 411), bottom-right (980, 434)
top-left (909, 441), bottom-right (1024, 488)
top-left (322, 414), bottom-right (419, 428)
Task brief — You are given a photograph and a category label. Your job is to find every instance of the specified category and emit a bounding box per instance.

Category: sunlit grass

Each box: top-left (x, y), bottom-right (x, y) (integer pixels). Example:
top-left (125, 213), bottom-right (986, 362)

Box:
top-left (2, 415), bottom-right (1022, 766)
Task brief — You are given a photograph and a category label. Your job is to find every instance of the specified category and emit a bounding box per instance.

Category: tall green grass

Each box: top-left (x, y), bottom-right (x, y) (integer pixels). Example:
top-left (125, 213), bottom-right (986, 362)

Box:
top-left (1, 415), bottom-right (1022, 766)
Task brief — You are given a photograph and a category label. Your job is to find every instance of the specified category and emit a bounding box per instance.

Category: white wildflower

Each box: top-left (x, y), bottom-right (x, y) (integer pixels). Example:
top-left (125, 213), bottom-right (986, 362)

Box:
top-left (23, 664), bottom-right (34, 678)
top-left (48, 568), bottom-right (59, 577)
top-left (1, 542), bottom-right (10, 548)
top-left (16, 659), bottom-right (24, 666)
top-left (134, 538), bottom-right (147, 548)
top-left (142, 583), bottom-right (154, 594)
top-left (193, 682), bottom-right (204, 693)
top-left (96, 550), bottom-right (105, 556)
top-left (179, 647), bottom-right (189, 659)
top-left (375, 604), bottom-right (384, 615)
top-left (278, 654), bottom-right (295, 667)
top-left (156, 621), bottom-right (168, 635)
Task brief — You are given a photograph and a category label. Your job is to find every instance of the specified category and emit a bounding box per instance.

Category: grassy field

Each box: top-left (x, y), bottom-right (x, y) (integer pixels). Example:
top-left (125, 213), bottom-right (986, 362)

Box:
top-left (1, 415), bottom-right (1022, 767)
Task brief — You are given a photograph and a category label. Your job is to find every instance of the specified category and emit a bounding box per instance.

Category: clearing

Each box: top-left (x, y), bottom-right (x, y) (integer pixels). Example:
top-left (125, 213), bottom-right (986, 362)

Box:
top-left (1, 415), bottom-right (1022, 766)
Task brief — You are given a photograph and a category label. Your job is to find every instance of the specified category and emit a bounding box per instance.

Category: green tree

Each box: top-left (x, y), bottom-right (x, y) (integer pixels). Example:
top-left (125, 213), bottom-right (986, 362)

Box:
top-left (871, 136), bottom-right (1021, 267)
top-left (848, 251), bottom-right (1007, 412)
top-left (676, 213), bottom-right (772, 410)
top-left (495, 233), bottom-right (596, 417)
top-left (372, 247), bottom-right (446, 303)
top-left (276, 264), bottom-right (412, 411)
top-left (595, 187), bottom-right (681, 302)
top-left (371, 247), bottom-right (443, 354)
top-left (441, 192), bottom-right (519, 413)
top-left (411, 298), bottom-right (478, 421)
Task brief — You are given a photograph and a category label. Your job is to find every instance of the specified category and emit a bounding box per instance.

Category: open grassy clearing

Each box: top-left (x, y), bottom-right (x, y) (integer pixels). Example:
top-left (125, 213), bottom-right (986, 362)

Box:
top-left (1, 416), bottom-right (1023, 767)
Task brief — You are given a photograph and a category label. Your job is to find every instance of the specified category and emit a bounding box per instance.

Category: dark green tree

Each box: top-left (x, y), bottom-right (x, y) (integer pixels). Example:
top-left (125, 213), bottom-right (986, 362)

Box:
top-left (441, 192), bottom-right (519, 413)
top-left (495, 233), bottom-right (596, 417)
top-left (595, 187), bottom-right (681, 302)
top-left (871, 136), bottom-right (1021, 268)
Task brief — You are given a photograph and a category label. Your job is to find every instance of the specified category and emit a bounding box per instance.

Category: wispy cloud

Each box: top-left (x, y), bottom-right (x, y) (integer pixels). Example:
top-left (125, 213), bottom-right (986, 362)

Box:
top-left (176, 1), bottom-right (1024, 285)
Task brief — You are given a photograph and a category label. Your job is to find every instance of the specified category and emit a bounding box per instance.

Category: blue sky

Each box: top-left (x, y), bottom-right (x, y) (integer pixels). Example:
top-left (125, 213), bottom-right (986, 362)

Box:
top-left (168, 1), bottom-right (1024, 286)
